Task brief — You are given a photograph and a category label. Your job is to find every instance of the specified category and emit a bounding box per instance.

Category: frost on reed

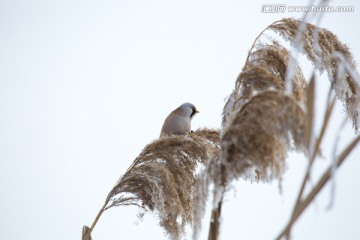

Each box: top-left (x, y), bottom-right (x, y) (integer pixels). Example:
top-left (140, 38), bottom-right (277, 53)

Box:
top-left (194, 42), bottom-right (308, 240)
top-left (270, 18), bottom-right (360, 131)
top-left (221, 41), bottom-right (307, 184)
top-left (83, 128), bottom-right (220, 240)
top-left (222, 91), bottom-right (306, 181)
top-left (193, 18), bottom-right (360, 240)
top-left (222, 42), bottom-right (307, 128)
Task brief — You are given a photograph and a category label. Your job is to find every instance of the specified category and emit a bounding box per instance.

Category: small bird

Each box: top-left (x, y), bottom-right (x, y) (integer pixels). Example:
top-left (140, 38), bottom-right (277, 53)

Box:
top-left (160, 102), bottom-right (200, 137)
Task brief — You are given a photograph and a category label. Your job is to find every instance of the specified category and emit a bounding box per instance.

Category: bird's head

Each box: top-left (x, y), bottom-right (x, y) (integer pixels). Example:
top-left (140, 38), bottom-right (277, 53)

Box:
top-left (177, 102), bottom-right (200, 119)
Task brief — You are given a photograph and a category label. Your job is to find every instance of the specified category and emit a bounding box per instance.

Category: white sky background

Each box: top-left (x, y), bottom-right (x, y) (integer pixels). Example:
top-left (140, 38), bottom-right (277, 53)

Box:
top-left (1, 0), bottom-right (360, 239)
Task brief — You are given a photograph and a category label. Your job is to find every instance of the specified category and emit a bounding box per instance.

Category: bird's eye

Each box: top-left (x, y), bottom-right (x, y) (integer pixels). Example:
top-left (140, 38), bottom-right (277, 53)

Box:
top-left (190, 108), bottom-right (196, 118)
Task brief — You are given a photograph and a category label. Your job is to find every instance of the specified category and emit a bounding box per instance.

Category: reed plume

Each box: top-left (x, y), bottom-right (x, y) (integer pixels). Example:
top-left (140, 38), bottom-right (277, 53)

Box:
top-left (194, 18), bottom-right (360, 240)
top-left (82, 128), bottom-right (220, 240)
top-left (270, 18), bottom-right (360, 130)
top-left (222, 41), bottom-right (307, 128)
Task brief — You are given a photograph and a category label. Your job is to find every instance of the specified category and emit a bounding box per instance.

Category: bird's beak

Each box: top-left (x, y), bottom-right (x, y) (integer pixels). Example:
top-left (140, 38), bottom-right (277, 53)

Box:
top-left (195, 109), bottom-right (200, 113)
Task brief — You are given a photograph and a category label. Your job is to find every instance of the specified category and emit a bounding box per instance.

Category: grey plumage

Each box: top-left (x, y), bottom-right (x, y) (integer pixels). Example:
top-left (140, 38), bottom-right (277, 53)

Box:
top-left (160, 102), bottom-right (199, 137)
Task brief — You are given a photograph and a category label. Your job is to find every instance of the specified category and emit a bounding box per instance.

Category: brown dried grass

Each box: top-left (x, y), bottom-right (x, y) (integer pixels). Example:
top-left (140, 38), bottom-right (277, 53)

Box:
top-left (222, 91), bottom-right (306, 182)
top-left (196, 18), bottom-right (360, 240)
top-left (270, 18), bottom-right (360, 131)
top-left (83, 128), bottom-right (220, 240)
top-left (222, 42), bottom-right (307, 128)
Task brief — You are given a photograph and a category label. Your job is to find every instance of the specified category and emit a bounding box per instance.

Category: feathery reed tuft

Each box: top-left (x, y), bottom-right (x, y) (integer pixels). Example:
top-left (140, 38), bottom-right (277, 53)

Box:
top-left (195, 18), bottom-right (360, 239)
top-left (270, 18), bottom-right (360, 130)
top-left (220, 39), bottom-right (308, 185)
top-left (195, 90), bottom-right (307, 238)
top-left (222, 91), bottom-right (306, 182)
top-left (220, 17), bottom-right (360, 185)
top-left (222, 42), bottom-right (307, 128)
top-left (105, 128), bottom-right (220, 239)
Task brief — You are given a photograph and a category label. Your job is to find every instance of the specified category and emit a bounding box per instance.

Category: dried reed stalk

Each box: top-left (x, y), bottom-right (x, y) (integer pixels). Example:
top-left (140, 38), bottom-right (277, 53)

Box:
top-left (82, 226), bottom-right (92, 240)
top-left (207, 200), bottom-right (222, 240)
top-left (282, 78), bottom-right (337, 239)
top-left (276, 135), bottom-right (360, 240)
top-left (83, 128), bottom-right (220, 240)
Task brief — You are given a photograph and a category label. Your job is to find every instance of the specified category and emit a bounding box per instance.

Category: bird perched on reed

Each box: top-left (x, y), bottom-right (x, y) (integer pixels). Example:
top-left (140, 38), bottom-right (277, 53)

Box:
top-left (160, 102), bottom-right (200, 137)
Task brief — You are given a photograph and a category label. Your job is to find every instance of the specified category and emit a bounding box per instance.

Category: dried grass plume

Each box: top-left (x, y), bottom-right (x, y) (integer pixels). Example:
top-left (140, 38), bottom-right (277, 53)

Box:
top-left (83, 128), bottom-right (220, 240)
top-left (193, 17), bottom-right (360, 239)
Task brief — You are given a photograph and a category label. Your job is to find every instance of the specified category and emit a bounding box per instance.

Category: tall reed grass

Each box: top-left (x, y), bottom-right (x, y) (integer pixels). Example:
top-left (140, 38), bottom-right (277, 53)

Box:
top-left (82, 17), bottom-right (359, 240)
